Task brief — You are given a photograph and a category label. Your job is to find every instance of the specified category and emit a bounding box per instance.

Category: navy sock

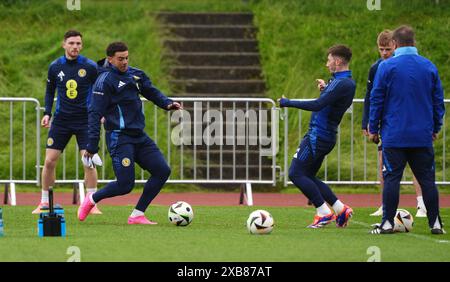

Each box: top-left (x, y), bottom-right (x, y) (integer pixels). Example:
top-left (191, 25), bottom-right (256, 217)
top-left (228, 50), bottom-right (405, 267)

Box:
top-left (135, 174), bottom-right (168, 212)
top-left (92, 180), bottom-right (133, 203)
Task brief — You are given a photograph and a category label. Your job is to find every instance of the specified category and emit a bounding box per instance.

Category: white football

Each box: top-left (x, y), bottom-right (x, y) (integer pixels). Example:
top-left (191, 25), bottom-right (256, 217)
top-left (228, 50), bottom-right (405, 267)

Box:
top-left (394, 209), bottom-right (414, 232)
top-left (247, 209), bottom-right (274, 235)
top-left (168, 201), bottom-right (194, 226)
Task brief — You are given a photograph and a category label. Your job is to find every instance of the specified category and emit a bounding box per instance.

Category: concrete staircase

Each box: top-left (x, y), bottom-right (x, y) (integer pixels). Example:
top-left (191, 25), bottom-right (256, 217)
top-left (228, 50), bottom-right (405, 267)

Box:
top-left (157, 12), bottom-right (273, 183)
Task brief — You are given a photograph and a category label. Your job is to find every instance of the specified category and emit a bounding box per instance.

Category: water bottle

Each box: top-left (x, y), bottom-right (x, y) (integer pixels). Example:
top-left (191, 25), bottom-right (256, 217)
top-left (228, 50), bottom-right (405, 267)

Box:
top-left (0, 207), bottom-right (4, 237)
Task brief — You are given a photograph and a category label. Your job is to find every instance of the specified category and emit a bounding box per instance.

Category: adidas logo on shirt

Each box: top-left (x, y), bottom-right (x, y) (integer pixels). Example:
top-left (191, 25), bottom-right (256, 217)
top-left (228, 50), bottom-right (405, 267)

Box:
top-left (118, 81), bottom-right (126, 88)
top-left (57, 71), bottom-right (65, 81)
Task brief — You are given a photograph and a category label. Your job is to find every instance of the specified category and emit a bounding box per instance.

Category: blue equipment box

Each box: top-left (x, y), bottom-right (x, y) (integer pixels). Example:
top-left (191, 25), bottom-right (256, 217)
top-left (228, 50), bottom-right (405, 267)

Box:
top-left (37, 189), bottom-right (66, 237)
top-left (38, 206), bottom-right (66, 237)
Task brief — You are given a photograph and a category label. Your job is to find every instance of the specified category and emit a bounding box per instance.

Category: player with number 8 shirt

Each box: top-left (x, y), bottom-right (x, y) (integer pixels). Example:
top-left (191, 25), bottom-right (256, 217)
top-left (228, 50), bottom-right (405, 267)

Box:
top-left (33, 30), bottom-right (102, 215)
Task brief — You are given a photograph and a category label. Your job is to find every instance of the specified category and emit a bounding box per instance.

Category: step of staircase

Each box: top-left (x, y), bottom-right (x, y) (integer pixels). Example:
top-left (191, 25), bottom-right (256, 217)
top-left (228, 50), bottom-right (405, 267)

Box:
top-left (176, 105), bottom-right (273, 114)
top-left (171, 92), bottom-right (266, 98)
top-left (194, 150), bottom-right (272, 165)
top-left (178, 143), bottom-right (273, 151)
top-left (169, 66), bottom-right (262, 80)
top-left (170, 79), bottom-right (265, 93)
top-left (165, 52), bottom-right (260, 66)
top-left (164, 39), bottom-right (258, 53)
top-left (165, 24), bottom-right (257, 39)
top-left (171, 100), bottom-right (273, 111)
top-left (184, 166), bottom-right (273, 181)
top-left (156, 12), bottom-right (254, 26)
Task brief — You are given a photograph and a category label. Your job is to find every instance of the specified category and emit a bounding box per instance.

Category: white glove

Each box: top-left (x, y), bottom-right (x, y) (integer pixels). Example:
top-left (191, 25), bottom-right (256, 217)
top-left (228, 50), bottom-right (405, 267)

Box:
top-left (82, 153), bottom-right (103, 168)
top-left (92, 153), bottom-right (103, 166)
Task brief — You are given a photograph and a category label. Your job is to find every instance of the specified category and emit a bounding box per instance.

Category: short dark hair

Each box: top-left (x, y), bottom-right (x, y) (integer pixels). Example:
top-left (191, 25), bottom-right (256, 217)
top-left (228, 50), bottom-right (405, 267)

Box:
top-left (392, 25), bottom-right (415, 47)
top-left (328, 44), bottom-right (352, 64)
top-left (106, 41), bottom-right (128, 57)
top-left (64, 30), bottom-right (82, 41)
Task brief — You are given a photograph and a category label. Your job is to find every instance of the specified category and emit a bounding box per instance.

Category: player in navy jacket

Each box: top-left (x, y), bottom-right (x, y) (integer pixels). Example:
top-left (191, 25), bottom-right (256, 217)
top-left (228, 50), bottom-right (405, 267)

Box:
top-left (369, 26), bottom-right (445, 234)
top-left (78, 42), bottom-right (182, 224)
top-left (34, 30), bottom-right (102, 214)
top-left (279, 45), bottom-right (356, 229)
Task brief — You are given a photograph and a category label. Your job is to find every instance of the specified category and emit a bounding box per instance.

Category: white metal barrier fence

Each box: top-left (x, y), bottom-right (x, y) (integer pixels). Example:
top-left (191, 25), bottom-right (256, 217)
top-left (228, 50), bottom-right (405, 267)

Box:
top-left (0, 97), bottom-right (279, 206)
top-left (1, 97), bottom-right (448, 206)
top-left (0, 97), bottom-right (41, 205)
top-left (283, 99), bottom-right (450, 186)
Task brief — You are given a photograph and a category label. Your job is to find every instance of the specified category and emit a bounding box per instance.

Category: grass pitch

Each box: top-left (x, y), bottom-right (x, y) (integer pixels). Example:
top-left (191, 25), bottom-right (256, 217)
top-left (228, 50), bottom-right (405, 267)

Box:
top-left (1, 205), bottom-right (450, 262)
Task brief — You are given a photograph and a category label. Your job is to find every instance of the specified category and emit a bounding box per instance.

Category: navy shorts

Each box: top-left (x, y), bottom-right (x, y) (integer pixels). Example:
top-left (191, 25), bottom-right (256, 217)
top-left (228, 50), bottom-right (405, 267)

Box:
top-left (46, 118), bottom-right (88, 151)
top-left (105, 131), bottom-right (168, 179)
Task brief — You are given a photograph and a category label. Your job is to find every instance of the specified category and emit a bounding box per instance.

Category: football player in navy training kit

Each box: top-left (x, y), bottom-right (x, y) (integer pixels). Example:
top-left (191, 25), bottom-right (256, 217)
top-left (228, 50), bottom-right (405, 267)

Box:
top-left (34, 30), bottom-right (102, 215)
top-left (278, 45), bottom-right (356, 229)
top-left (78, 41), bottom-right (182, 224)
